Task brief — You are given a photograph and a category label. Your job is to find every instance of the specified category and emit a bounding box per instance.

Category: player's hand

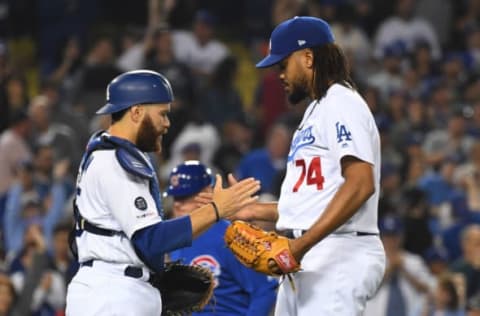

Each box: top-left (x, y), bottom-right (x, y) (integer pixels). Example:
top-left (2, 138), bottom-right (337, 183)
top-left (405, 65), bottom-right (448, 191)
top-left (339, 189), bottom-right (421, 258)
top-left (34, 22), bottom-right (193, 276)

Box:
top-left (194, 191), bottom-right (213, 205)
top-left (225, 174), bottom-right (259, 221)
top-left (266, 238), bottom-right (305, 275)
top-left (211, 174), bottom-right (260, 218)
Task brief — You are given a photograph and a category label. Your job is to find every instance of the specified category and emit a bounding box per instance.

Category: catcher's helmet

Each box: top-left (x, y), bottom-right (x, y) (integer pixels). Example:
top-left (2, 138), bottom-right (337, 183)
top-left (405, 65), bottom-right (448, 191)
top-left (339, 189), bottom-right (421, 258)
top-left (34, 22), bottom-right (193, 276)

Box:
top-left (96, 70), bottom-right (174, 115)
top-left (166, 161), bottom-right (213, 198)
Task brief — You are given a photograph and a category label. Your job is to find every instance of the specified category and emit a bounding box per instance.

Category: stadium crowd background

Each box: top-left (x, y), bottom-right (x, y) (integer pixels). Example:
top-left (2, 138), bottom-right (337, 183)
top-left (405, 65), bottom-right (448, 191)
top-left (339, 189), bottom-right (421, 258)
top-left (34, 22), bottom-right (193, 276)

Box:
top-left (0, 0), bottom-right (480, 315)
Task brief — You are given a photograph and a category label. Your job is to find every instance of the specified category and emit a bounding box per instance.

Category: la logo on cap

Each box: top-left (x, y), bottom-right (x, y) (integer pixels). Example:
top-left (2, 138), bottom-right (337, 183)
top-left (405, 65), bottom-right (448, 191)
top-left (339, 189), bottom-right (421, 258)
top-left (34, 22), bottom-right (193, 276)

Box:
top-left (298, 40), bottom-right (306, 46)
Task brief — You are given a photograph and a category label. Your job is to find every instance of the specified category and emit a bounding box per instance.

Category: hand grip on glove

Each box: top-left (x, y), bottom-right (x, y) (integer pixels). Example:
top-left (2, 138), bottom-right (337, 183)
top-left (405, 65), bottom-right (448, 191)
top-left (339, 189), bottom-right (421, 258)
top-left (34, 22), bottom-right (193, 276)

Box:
top-left (224, 220), bottom-right (301, 276)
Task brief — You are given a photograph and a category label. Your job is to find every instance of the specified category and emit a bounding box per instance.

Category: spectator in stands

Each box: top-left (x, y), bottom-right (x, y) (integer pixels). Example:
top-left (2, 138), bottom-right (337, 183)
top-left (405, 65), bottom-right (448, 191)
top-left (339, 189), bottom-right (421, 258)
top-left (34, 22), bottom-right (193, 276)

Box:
top-left (1, 74), bottom-right (29, 116)
top-left (145, 27), bottom-right (196, 159)
top-left (172, 9), bottom-right (229, 79)
top-left (9, 224), bottom-right (66, 316)
top-left (51, 223), bottom-right (77, 286)
top-left (450, 224), bottom-right (480, 301)
top-left (199, 56), bottom-right (245, 130)
top-left (235, 122), bottom-right (291, 195)
top-left (454, 141), bottom-right (480, 212)
top-left (373, 0), bottom-right (441, 59)
top-left (0, 110), bottom-right (32, 201)
top-left (213, 118), bottom-right (254, 180)
top-left (71, 35), bottom-right (121, 118)
top-left (421, 273), bottom-right (466, 316)
top-left (424, 246), bottom-right (450, 276)
top-left (3, 159), bottom-right (69, 256)
top-left (467, 292), bottom-right (480, 316)
top-left (423, 112), bottom-right (475, 167)
top-left (367, 41), bottom-right (406, 102)
top-left (365, 215), bottom-right (435, 316)
top-left (0, 273), bottom-right (15, 316)
top-left (28, 94), bottom-right (82, 173)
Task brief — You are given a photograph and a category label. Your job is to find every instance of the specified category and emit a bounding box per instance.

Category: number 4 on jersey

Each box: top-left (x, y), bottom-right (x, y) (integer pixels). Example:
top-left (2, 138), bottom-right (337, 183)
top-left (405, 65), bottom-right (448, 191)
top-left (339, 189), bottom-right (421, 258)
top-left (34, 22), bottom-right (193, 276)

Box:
top-left (293, 157), bottom-right (324, 192)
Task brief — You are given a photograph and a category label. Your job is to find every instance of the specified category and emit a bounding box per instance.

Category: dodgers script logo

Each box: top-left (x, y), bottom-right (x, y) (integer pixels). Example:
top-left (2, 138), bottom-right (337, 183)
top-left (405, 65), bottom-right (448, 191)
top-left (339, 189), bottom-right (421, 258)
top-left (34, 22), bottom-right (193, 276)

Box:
top-left (288, 126), bottom-right (315, 162)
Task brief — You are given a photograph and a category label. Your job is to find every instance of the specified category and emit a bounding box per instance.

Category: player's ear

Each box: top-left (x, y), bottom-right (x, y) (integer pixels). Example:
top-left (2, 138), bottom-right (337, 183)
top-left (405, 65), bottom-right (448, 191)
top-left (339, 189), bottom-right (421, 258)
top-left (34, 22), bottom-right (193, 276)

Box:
top-left (130, 105), bottom-right (144, 123)
top-left (304, 49), bottom-right (314, 69)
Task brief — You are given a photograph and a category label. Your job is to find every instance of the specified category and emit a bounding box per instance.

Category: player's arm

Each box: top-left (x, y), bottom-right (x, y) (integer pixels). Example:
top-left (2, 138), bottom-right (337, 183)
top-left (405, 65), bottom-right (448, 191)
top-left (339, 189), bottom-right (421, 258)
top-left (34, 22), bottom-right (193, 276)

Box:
top-left (227, 174), bottom-right (279, 222)
top-left (194, 174), bottom-right (279, 222)
top-left (290, 155), bottom-right (375, 260)
top-left (131, 175), bottom-right (260, 271)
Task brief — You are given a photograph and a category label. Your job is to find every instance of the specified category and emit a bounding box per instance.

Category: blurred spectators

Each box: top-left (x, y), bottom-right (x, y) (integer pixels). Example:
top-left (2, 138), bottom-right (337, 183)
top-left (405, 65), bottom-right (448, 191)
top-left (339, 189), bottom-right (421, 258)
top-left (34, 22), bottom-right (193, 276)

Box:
top-left (373, 0), bottom-right (441, 60)
top-left (450, 224), bottom-right (480, 301)
top-left (172, 9), bottom-right (229, 79)
top-left (235, 122), bottom-right (291, 195)
top-left (199, 56), bottom-right (245, 129)
top-left (0, 110), bottom-right (32, 199)
top-left (2, 0), bottom-right (480, 313)
top-left (365, 216), bottom-right (436, 316)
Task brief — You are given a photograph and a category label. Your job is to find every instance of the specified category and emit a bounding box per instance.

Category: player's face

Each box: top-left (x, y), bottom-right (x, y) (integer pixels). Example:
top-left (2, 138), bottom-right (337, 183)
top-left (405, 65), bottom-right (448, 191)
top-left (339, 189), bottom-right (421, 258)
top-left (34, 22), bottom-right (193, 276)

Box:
top-left (136, 104), bottom-right (170, 152)
top-left (277, 52), bottom-right (310, 105)
top-left (172, 186), bottom-right (212, 217)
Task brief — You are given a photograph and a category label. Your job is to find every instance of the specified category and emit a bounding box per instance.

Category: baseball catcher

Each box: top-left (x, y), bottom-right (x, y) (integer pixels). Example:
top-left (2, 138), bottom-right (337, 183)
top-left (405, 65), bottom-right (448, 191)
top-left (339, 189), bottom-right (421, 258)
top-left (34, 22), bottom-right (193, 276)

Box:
top-left (224, 220), bottom-right (301, 276)
top-left (150, 262), bottom-right (215, 316)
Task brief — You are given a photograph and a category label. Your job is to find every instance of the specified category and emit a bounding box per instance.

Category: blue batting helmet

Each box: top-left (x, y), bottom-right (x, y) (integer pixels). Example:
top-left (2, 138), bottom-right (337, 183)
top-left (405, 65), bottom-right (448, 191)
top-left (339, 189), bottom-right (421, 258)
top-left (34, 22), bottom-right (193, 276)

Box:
top-left (165, 161), bottom-right (214, 198)
top-left (96, 70), bottom-right (174, 115)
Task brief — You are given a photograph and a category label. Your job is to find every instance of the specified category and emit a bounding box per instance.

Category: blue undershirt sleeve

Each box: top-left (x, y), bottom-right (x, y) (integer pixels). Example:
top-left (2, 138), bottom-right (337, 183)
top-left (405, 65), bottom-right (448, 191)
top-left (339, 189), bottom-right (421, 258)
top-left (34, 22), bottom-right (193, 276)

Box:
top-left (131, 216), bottom-right (193, 272)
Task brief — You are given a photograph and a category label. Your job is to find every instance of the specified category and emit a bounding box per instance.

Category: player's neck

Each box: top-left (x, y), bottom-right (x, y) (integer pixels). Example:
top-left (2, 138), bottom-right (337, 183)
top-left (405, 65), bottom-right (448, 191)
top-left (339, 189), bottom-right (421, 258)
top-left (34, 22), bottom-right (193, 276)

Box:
top-left (107, 123), bottom-right (138, 146)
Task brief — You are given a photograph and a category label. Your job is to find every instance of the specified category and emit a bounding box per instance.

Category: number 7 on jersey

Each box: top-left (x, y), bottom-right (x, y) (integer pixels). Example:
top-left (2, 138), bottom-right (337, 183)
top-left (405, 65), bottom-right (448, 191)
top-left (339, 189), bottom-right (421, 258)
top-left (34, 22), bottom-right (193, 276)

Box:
top-left (293, 157), bottom-right (325, 192)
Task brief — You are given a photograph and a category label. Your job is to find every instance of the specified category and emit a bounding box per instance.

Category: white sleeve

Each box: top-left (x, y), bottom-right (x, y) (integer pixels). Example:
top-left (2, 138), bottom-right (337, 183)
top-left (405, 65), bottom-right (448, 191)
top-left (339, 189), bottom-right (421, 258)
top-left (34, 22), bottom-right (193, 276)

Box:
top-left (323, 94), bottom-right (376, 165)
top-left (95, 155), bottom-right (162, 238)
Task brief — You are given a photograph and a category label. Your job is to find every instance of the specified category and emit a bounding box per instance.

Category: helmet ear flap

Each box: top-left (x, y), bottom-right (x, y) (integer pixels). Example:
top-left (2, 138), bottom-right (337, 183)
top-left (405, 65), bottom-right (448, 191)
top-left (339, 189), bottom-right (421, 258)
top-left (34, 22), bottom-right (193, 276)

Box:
top-left (97, 70), bottom-right (174, 115)
top-left (166, 161), bottom-right (213, 198)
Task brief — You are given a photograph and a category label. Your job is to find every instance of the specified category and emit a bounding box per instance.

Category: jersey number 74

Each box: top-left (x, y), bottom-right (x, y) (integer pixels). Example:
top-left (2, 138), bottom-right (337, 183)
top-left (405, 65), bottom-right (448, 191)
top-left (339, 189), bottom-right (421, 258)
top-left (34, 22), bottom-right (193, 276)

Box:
top-left (292, 157), bottom-right (324, 192)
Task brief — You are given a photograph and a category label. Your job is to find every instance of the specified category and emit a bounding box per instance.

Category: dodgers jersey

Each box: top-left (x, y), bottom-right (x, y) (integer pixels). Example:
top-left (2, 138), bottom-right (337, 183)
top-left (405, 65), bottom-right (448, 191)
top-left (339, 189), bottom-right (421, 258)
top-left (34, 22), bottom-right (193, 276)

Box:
top-left (75, 141), bottom-right (162, 266)
top-left (277, 84), bottom-right (381, 233)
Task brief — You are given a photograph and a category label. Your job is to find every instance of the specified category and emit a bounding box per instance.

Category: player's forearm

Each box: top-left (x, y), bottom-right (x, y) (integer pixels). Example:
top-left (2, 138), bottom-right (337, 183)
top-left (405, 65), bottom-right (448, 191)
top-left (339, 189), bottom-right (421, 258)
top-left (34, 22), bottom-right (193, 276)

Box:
top-left (189, 203), bottom-right (222, 238)
top-left (250, 202), bottom-right (279, 222)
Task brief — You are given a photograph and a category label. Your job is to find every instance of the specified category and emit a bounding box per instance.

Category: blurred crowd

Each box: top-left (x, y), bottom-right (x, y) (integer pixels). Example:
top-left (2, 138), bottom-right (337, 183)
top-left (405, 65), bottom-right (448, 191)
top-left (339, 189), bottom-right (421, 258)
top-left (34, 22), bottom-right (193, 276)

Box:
top-left (0, 0), bottom-right (480, 315)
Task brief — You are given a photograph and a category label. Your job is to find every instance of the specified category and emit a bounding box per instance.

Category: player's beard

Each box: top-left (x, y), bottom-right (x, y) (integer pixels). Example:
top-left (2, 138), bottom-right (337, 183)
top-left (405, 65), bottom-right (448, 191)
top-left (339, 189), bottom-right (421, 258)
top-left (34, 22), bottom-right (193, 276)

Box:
top-left (136, 114), bottom-right (162, 152)
top-left (288, 75), bottom-right (309, 105)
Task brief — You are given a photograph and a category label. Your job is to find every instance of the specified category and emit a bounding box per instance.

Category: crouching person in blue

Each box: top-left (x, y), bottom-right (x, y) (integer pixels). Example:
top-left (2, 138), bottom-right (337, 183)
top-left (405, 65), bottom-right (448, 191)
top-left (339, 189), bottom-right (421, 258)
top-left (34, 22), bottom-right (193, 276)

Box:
top-left (166, 161), bottom-right (278, 316)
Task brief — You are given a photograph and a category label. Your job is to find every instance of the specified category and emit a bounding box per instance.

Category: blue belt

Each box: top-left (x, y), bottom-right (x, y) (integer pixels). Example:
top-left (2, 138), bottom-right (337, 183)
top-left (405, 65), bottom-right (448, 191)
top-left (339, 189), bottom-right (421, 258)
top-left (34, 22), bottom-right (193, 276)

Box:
top-left (81, 259), bottom-right (145, 279)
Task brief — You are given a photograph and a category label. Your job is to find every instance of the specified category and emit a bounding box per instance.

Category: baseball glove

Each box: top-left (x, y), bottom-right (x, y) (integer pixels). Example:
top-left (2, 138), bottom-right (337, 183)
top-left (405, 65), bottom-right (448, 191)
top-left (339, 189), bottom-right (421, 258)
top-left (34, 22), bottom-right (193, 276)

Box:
top-left (224, 220), bottom-right (301, 276)
top-left (150, 262), bottom-right (214, 316)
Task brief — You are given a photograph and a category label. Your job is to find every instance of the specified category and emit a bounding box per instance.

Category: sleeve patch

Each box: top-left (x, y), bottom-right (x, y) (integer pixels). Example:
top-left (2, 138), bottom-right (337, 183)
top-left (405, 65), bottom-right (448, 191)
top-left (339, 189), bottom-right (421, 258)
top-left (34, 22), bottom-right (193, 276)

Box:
top-left (134, 196), bottom-right (148, 210)
top-left (335, 122), bottom-right (352, 143)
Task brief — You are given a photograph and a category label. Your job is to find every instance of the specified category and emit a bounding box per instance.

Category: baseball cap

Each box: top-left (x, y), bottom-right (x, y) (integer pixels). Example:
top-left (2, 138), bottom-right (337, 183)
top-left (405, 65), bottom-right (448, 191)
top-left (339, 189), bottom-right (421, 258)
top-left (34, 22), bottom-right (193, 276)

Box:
top-left (256, 16), bottom-right (335, 68)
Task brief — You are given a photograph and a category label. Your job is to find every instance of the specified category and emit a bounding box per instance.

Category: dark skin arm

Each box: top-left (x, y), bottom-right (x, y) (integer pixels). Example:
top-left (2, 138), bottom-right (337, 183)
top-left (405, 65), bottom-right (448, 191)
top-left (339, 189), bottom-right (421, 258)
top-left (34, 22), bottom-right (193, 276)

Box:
top-left (288, 156), bottom-right (375, 263)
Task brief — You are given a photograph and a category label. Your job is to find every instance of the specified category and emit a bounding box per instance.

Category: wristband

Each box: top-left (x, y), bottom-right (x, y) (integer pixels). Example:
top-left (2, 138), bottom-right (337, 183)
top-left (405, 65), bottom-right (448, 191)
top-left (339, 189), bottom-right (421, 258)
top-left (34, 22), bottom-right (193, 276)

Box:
top-left (210, 201), bottom-right (220, 222)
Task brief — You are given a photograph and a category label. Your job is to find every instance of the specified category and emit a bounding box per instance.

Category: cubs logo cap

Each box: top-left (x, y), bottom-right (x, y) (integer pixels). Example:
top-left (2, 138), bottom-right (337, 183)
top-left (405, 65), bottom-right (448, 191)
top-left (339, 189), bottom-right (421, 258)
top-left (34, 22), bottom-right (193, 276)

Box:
top-left (256, 16), bottom-right (335, 68)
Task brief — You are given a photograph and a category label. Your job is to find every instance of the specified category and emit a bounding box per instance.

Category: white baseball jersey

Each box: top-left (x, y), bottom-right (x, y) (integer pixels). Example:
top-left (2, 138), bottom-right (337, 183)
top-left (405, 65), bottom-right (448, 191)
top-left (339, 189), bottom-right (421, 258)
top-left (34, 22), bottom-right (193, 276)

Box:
top-left (277, 83), bottom-right (381, 233)
top-left (75, 147), bottom-right (162, 266)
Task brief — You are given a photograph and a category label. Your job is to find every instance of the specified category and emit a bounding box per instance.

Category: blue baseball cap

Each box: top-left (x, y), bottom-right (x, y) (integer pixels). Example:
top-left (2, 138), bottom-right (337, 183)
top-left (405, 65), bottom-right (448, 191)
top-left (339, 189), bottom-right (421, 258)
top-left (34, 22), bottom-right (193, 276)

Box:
top-left (256, 16), bottom-right (335, 68)
top-left (165, 161), bottom-right (213, 198)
